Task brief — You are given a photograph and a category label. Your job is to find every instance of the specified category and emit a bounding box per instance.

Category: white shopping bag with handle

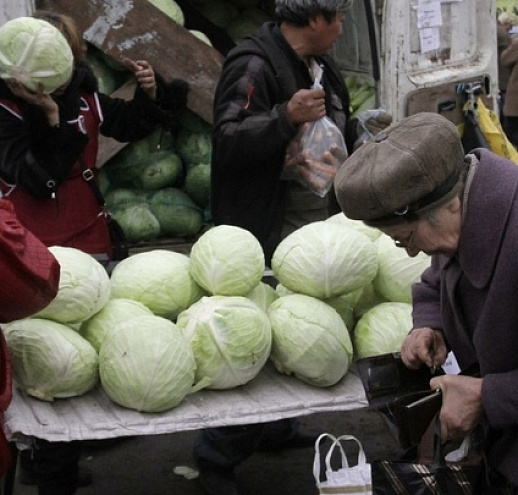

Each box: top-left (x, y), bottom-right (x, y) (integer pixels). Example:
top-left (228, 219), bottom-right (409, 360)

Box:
top-left (313, 433), bottom-right (372, 495)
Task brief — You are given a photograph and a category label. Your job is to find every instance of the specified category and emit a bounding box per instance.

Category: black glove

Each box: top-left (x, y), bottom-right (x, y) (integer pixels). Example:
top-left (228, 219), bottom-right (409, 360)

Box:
top-left (160, 78), bottom-right (189, 117)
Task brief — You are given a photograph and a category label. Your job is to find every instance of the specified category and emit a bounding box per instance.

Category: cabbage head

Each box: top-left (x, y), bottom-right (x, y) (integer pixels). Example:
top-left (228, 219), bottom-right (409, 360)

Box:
top-left (149, 187), bottom-right (204, 237)
top-left (133, 151), bottom-right (183, 190)
top-left (147, 0), bottom-right (185, 25)
top-left (80, 298), bottom-right (152, 352)
top-left (112, 204), bottom-right (161, 242)
top-left (34, 246), bottom-right (111, 324)
top-left (0, 17), bottom-right (74, 93)
top-left (189, 225), bottom-right (265, 296)
top-left (373, 234), bottom-right (431, 303)
top-left (325, 212), bottom-right (382, 242)
top-left (353, 302), bottom-right (413, 359)
top-left (268, 294), bottom-right (353, 387)
top-left (176, 296), bottom-right (272, 390)
top-left (245, 282), bottom-right (279, 314)
top-left (99, 315), bottom-right (197, 412)
top-left (176, 128), bottom-right (212, 167)
top-left (323, 289), bottom-right (362, 332)
top-left (4, 318), bottom-right (98, 401)
top-left (272, 221), bottom-right (378, 299)
top-left (109, 250), bottom-right (205, 319)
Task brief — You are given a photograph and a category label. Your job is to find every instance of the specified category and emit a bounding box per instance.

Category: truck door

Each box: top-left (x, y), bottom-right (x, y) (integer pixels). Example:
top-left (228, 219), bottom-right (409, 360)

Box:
top-left (332, 0), bottom-right (498, 125)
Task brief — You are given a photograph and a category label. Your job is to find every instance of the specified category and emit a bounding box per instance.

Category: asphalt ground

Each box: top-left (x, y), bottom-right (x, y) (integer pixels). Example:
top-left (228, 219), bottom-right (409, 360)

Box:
top-left (9, 407), bottom-right (402, 495)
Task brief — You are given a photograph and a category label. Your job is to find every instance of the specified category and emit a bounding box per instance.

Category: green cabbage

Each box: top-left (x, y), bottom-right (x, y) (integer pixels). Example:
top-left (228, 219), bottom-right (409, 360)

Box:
top-left (4, 318), bottom-right (99, 401)
top-left (353, 302), bottom-right (413, 359)
top-left (111, 204), bottom-right (161, 242)
top-left (189, 225), bottom-right (265, 296)
top-left (133, 151), bottom-right (183, 190)
top-left (80, 298), bottom-right (153, 352)
top-left (147, 0), bottom-right (185, 25)
top-left (374, 234), bottom-right (431, 303)
top-left (245, 281), bottom-right (279, 313)
top-left (99, 315), bottom-right (198, 412)
top-left (189, 30), bottom-right (212, 46)
top-left (272, 221), bottom-right (378, 299)
top-left (34, 246), bottom-right (111, 324)
top-left (268, 294), bottom-right (353, 387)
top-left (176, 128), bottom-right (212, 167)
top-left (200, 1), bottom-right (239, 28)
top-left (325, 212), bottom-right (382, 242)
top-left (183, 163), bottom-right (211, 208)
top-left (0, 17), bottom-right (74, 93)
top-left (149, 187), bottom-right (204, 237)
top-left (176, 295), bottom-right (272, 389)
top-left (226, 17), bottom-right (263, 43)
top-left (109, 250), bottom-right (205, 319)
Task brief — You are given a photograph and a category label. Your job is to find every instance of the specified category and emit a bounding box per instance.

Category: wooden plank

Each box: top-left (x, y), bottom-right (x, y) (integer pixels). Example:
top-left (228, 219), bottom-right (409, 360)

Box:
top-left (38, 0), bottom-right (223, 124)
top-left (0, 0), bottom-right (34, 24)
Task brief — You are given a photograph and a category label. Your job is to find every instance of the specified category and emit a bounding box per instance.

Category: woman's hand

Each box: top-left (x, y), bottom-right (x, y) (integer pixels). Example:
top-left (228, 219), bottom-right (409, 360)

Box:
top-left (401, 327), bottom-right (448, 371)
top-left (7, 80), bottom-right (60, 127)
top-left (430, 374), bottom-right (484, 440)
top-left (123, 58), bottom-right (157, 100)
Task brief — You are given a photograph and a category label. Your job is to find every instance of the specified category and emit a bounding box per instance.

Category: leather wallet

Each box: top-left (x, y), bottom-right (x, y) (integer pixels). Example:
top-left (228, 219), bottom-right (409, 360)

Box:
top-left (356, 352), bottom-right (444, 448)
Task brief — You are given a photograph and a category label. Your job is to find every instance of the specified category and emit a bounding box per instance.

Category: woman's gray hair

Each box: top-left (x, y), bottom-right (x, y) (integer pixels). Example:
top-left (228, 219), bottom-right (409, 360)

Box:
top-left (275, 0), bottom-right (353, 25)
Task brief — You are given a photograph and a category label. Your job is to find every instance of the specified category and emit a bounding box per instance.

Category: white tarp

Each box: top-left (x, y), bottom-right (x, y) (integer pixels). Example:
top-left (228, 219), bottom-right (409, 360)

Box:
top-left (4, 363), bottom-right (367, 443)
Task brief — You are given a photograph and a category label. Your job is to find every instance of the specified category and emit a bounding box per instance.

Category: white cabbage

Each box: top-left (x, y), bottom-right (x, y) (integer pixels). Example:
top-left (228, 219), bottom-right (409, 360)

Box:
top-left (268, 294), bottom-right (353, 387)
top-left (325, 212), bottom-right (382, 242)
top-left (272, 221), bottom-right (378, 298)
top-left (80, 298), bottom-right (152, 352)
top-left (99, 315), bottom-right (198, 412)
top-left (176, 295), bottom-right (272, 389)
top-left (147, 0), bottom-right (185, 25)
top-left (189, 225), bottom-right (265, 296)
top-left (245, 281), bottom-right (279, 313)
top-left (374, 234), bottom-right (431, 303)
top-left (34, 246), bottom-right (111, 324)
top-left (353, 302), bottom-right (413, 359)
top-left (0, 17), bottom-right (74, 93)
top-left (109, 250), bottom-right (205, 319)
top-left (3, 318), bottom-right (98, 401)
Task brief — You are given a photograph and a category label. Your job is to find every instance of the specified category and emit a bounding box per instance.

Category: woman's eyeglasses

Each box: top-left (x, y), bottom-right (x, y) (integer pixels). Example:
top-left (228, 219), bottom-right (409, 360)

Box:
top-left (394, 229), bottom-right (416, 250)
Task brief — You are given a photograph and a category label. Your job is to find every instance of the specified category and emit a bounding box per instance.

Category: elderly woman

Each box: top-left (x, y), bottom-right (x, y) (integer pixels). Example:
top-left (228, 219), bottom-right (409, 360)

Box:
top-left (334, 112), bottom-right (518, 493)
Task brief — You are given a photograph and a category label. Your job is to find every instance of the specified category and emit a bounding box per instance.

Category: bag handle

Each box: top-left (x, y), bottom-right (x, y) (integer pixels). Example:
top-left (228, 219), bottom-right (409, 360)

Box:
top-left (313, 433), bottom-right (346, 484)
top-left (313, 433), bottom-right (367, 485)
top-left (326, 435), bottom-right (368, 469)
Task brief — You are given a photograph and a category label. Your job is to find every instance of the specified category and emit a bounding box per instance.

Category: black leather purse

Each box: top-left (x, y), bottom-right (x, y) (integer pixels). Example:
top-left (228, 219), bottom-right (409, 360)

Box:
top-left (357, 352), bottom-right (444, 449)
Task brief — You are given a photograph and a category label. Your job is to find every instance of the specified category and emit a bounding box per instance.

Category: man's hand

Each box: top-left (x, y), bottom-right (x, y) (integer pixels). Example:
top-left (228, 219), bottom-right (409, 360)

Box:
top-left (401, 327), bottom-right (447, 370)
top-left (430, 374), bottom-right (484, 440)
top-left (286, 88), bottom-right (326, 125)
top-left (362, 110), bottom-right (392, 135)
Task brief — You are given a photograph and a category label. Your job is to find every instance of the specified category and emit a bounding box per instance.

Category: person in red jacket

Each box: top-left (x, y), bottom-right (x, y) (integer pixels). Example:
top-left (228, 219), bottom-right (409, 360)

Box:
top-left (0, 10), bottom-right (188, 264)
top-left (0, 199), bottom-right (60, 482)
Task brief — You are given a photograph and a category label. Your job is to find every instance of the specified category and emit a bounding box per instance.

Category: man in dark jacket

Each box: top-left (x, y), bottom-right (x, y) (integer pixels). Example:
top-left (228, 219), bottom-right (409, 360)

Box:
top-left (210, 0), bottom-right (367, 263)
top-left (335, 112), bottom-right (518, 492)
top-left (197, 1), bottom-right (392, 494)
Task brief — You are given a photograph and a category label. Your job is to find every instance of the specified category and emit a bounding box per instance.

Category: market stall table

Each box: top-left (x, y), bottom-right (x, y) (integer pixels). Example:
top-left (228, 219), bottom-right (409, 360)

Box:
top-left (4, 363), bottom-right (367, 443)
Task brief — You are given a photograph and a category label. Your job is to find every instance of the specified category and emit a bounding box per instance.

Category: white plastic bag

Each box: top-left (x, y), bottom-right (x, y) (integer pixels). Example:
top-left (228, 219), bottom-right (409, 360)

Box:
top-left (282, 61), bottom-right (348, 197)
top-left (313, 433), bottom-right (372, 495)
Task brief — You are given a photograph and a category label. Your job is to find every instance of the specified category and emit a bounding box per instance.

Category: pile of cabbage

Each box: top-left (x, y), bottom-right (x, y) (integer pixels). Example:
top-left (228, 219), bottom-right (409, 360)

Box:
top-left (2, 218), bottom-right (430, 413)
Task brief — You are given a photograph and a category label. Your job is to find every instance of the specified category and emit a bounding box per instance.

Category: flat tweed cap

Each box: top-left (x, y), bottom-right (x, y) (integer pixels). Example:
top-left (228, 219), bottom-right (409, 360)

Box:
top-left (334, 112), bottom-right (465, 224)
